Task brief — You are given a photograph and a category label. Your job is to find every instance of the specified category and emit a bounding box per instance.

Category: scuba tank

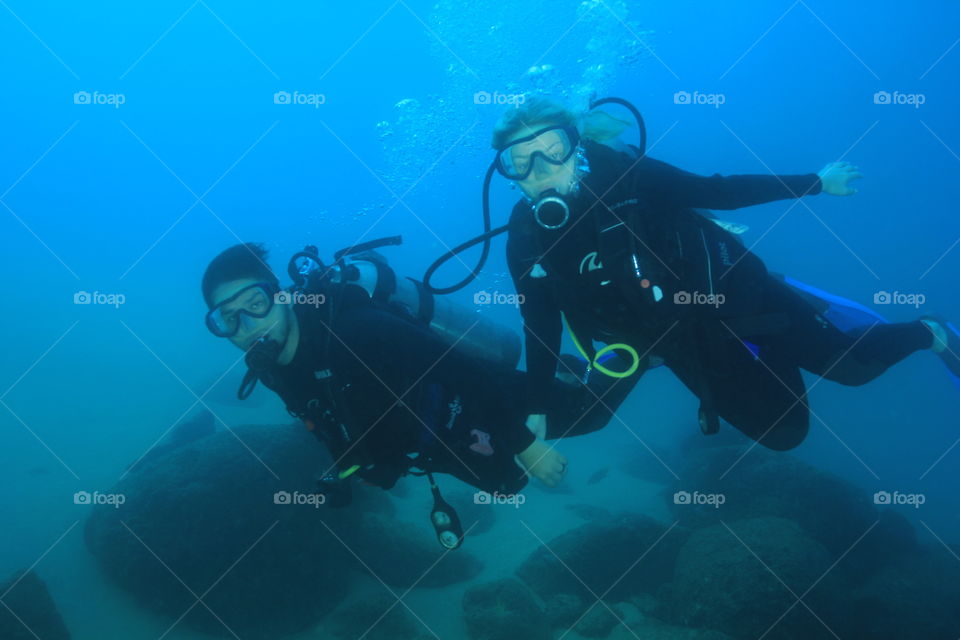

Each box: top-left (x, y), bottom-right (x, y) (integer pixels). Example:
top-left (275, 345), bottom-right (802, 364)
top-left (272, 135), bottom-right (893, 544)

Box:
top-left (291, 239), bottom-right (489, 550)
top-left (289, 237), bottom-right (521, 369)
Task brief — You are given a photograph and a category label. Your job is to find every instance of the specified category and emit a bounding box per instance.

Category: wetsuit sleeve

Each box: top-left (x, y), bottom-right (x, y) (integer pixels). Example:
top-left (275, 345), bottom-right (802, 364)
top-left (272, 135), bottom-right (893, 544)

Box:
top-left (632, 156), bottom-right (822, 211)
top-left (506, 215), bottom-right (563, 416)
top-left (545, 361), bottom-right (644, 439)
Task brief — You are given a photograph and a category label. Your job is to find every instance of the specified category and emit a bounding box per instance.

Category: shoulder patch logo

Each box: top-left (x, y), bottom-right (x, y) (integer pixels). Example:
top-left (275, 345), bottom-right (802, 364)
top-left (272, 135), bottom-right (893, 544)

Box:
top-left (579, 251), bottom-right (604, 274)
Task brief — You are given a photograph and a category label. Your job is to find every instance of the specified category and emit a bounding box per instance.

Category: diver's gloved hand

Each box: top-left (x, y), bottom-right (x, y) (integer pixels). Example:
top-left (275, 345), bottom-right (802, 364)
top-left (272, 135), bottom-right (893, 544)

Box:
top-left (516, 438), bottom-right (568, 487)
top-left (525, 413), bottom-right (547, 440)
top-left (817, 161), bottom-right (863, 196)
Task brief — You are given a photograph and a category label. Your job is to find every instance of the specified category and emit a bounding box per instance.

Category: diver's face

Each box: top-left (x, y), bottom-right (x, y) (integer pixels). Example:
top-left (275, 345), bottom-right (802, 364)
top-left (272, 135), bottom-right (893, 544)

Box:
top-left (507, 127), bottom-right (578, 200)
top-left (211, 278), bottom-right (291, 351)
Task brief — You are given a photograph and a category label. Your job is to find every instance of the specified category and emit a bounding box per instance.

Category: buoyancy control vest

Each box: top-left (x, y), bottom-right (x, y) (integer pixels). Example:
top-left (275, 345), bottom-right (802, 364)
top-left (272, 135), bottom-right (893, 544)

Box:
top-left (525, 141), bottom-right (772, 356)
top-left (518, 142), bottom-right (779, 434)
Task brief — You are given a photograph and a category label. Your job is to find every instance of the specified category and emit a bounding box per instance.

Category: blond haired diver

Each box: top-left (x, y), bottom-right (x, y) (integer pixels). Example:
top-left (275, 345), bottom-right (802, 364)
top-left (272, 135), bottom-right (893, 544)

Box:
top-left (425, 96), bottom-right (957, 456)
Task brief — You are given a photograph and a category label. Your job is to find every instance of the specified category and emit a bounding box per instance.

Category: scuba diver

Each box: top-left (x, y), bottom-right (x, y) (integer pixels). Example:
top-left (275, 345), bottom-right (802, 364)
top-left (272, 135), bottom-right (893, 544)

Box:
top-left (201, 240), bottom-right (640, 548)
top-left (425, 95), bottom-right (960, 451)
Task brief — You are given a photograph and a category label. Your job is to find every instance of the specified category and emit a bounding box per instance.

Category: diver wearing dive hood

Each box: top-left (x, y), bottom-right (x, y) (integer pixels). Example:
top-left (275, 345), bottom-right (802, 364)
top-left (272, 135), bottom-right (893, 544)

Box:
top-left (201, 241), bottom-right (640, 513)
top-left (493, 97), bottom-right (948, 449)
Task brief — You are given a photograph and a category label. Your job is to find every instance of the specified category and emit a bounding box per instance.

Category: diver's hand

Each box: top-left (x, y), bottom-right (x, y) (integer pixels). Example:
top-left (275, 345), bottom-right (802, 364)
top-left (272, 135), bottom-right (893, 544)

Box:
top-left (516, 438), bottom-right (568, 487)
top-left (525, 413), bottom-right (547, 440)
top-left (817, 161), bottom-right (862, 196)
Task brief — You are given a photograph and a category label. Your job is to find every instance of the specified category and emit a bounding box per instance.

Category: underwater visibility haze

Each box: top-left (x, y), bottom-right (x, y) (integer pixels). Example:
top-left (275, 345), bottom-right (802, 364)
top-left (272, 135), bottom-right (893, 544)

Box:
top-left (1, 1), bottom-right (959, 638)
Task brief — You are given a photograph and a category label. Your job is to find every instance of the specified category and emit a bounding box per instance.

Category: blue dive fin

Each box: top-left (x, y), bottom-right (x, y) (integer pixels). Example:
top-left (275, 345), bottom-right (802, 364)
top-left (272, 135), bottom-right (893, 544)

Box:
top-left (783, 275), bottom-right (889, 333)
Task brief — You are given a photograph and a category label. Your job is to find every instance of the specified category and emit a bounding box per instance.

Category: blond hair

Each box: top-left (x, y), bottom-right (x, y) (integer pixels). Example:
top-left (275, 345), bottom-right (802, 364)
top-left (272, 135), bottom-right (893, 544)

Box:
top-left (490, 95), bottom-right (632, 150)
top-left (490, 96), bottom-right (578, 150)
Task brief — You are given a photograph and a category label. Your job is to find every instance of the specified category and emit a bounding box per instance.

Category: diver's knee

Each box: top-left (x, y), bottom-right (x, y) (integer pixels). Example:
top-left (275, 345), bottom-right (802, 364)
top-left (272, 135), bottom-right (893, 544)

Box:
top-left (761, 430), bottom-right (807, 450)
top-left (821, 358), bottom-right (882, 387)
top-left (758, 419), bottom-right (809, 450)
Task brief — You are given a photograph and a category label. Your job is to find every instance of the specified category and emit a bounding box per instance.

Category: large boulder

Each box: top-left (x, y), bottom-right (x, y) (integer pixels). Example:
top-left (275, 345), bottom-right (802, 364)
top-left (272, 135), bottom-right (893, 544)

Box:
top-left (0, 570), bottom-right (71, 639)
top-left (325, 594), bottom-right (432, 640)
top-left (837, 506), bottom-right (918, 581)
top-left (668, 446), bottom-right (880, 559)
top-left (85, 424), bottom-right (355, 638)
top-left (85, 423), bottom-right (479, 639)
top-left (607, 616), bottom-right (733, 640)
top-left (463, 578), bottom-right (550, 640)
top-left (661, 517), bottom-right (843, 640)
top-left (573, 603), bottom-right (626, 638)
top-left (347, 512), bottom-right (483, 588)
top-left (840, 544), bottom-right (960, 639)
top-left (554, 593), bottom-right (735, 640)
top-left (516, 513), bottom-right (687, 607)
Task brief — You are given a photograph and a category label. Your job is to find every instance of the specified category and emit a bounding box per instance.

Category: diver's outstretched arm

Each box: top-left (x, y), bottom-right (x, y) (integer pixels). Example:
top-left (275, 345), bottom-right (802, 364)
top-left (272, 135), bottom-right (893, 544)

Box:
top-left (629, 155), bottom-right (862, 211)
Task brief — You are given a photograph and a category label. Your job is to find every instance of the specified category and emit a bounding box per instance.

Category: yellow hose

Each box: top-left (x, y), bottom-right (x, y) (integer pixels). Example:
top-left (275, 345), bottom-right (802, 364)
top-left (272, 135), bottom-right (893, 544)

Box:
top-left (562, 313), bottom-right (640, 379)
top-left (338, 464), bottom-right (361, 480)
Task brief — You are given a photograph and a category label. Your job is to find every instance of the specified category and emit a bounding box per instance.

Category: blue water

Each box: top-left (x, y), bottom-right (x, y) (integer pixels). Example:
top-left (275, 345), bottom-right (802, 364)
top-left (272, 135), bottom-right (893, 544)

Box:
top-left (1, 1), bottom-right (958, 638)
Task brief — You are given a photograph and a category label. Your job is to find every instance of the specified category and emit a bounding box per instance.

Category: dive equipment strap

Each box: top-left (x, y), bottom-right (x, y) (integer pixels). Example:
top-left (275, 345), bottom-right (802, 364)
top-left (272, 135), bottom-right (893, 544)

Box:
top-left (408, 277), bottom-right (435, 325)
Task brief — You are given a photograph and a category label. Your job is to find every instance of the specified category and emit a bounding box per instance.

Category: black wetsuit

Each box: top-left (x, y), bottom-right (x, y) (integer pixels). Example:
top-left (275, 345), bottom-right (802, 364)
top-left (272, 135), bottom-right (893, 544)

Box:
top-left (508, 142), bottom-right (932, 450)
top-left (256, 285), bottom-right (636, 493)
